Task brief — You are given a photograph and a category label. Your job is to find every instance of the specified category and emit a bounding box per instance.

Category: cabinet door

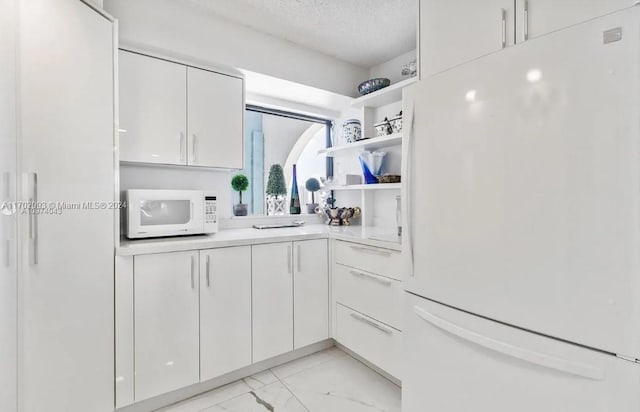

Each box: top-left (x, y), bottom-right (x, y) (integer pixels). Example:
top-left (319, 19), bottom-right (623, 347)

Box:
top-left (187, 67), bottom-right (244, 168)
top-left (119, 50), bottom-right (187, 165)
top-left (134, 251), bottom-right (199, 401)
top-left (420, 0), bottom-right (514, 78)
top-left (19, 1), bottom-right (115, 410)
top-left (293, 239), bottom-right (329, 348)
top-left (0, 1), bottom-right (17, 411)
top-left (252, 242), bottom-right (293, 362)
top-left (200, 247), bottom-right (252, 381)
top-left (516, 0), bottom-right (631, 43)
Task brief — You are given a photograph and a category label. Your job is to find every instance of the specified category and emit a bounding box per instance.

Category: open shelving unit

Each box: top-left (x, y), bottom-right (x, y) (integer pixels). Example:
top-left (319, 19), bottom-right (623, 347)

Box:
top-left (323, 75), bottom-right (417, 235)
top-left (318, 133), bottom-right (402, 157)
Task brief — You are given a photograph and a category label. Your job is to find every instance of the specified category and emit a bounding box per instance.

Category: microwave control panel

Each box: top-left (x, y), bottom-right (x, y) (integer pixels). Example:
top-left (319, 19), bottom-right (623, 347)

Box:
top-left (204, 195), bottom-right (218, 233)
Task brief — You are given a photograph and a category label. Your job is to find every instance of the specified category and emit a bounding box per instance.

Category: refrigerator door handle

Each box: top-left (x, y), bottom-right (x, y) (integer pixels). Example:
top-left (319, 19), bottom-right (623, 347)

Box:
top-left (501, 8), bottom-right (507, 49)
top-left (523, 0), bottom-right (529, 41)
top-left (29, 172), bottom-right (38, 265)
top-left (413, 305), bottom-right (605, 380)
top-left (401, 101), bottom-right (415, 276)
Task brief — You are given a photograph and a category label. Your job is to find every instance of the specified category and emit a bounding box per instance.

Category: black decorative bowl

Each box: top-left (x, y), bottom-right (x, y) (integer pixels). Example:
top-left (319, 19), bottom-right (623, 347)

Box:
top-left (357, 78), bottom-right (391, 96)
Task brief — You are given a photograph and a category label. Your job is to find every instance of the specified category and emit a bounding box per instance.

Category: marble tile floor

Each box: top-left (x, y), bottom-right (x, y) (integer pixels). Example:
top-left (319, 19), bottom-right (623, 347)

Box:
top-left (158, 347), bottom-right (401, 412)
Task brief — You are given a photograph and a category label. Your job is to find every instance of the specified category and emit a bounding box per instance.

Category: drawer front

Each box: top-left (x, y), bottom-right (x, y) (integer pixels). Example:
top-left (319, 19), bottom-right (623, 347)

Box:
top-left (334, 240), bottom-right (401, 280)
top-left (336, 304), bottom-right (402, 379)
top-left (334, 263), bottom-right (403, 330)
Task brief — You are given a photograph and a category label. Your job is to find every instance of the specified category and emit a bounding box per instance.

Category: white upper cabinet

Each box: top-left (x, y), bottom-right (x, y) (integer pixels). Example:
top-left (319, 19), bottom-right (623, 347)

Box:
top-left (515, 0), bottom-right (632, 43)
top-left (119, 50), bottom-right (187, 165)
top-left (119, 51), bottom-right (244, 168)
top-left (187, 67), bottom-right (244, 168)
top-left (293, 239), bottom-right (329, 349)
top-left (134, 251), bottom-right (199, 402)
top-left (420, 0), bottom-right (514, 78)
top-left (252, 242), bottom-right (294, 363)
top-left (199, 247), bottom-right (252, 381)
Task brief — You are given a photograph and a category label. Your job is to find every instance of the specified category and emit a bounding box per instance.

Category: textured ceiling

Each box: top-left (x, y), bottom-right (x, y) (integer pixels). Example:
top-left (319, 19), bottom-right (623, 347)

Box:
top-left (178, 0), bottom-right (417, 68)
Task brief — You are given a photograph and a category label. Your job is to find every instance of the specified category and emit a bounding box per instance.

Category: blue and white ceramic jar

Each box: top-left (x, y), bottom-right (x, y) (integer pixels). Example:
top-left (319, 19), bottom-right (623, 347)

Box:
top-left (342, 119), bottom-right (362, 143)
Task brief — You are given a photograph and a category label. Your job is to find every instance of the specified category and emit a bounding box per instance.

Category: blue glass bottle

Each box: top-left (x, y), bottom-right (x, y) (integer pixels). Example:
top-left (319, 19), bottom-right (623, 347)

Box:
top-left (290, 164), bottom-right (301, 214)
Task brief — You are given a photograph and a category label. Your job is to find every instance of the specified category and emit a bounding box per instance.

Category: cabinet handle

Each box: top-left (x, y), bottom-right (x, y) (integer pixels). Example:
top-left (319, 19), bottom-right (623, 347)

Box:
top-left (179, 132), bottom-right (185, 162)
top-left (29, 172), bottom-right (38, 265)
top-left (191, 134), bottom-right (197, 163)
top-left (348, 245), bottom-right (392, 257)
top-left (349, 270), bottom-right (393, 286)
top-left (2, 172), bottom-right (11, 267)
top-left (287, 245), bottom-right (292, 274)
top-left (297, 244), bottom-right (302, 272)
top-left (2, 171), bottom-right (9, 199)
top-left (350, 312), bottom-right (393, 335)
top-left (501, 8), bottom-right (507, 49)
top-left (206, 254), bottom-right (211, 287)
top-left (523, 0), bottom-right (529, 41)
top-left (190, 255), bottom-right (195, 289)
top-left (4, 239), bottom-right (9, 268)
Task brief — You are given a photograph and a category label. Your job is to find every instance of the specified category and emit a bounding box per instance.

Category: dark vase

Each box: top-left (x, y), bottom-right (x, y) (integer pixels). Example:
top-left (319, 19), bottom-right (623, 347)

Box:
top-left (289, 164), bottom-right (301, 214)
top-left (233, 203), bottom-right (247, 216)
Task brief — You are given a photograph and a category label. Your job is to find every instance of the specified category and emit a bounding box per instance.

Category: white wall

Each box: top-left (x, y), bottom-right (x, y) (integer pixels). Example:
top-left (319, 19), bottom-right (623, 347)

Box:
top-left (369, 49), bottom-right (417, 85)
top-left (104, 0), bottom-right (369, 96)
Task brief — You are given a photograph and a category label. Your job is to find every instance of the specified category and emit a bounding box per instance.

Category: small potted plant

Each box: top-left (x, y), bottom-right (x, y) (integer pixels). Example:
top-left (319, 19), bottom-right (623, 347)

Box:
top-left (231, 173), bottom-right (249, 216)
top-left (266, 164), bottom-right (287, 215)
top-left (305, 177), bottom-right (321, 214)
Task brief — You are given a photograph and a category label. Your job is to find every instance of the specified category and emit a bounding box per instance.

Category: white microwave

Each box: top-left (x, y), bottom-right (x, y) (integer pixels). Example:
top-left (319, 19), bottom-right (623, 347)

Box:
top-left (125, 189), bottom-right (218, 239)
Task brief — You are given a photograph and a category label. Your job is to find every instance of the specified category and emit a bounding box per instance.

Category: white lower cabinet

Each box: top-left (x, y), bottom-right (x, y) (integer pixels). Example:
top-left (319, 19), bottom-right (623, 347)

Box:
top-left (331, 240), bottom-right (403, 379)
top-left (200, 246), bottom-right (252, 381)
top-left (294, 239), bottom-right (329, 349)
top-left (333, 263), bottom-right (402, 330)
top-left (134, 251), bottom-right (200, 401)
top-left (115, 238), bottom-right (335, 405)
top-left (252, 242), bottom-right (294, 362)
top-left (335, 304), bottom-right (402, 379)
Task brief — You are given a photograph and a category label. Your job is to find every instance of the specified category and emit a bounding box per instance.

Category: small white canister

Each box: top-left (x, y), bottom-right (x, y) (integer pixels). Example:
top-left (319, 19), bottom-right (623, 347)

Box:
top-left (342, 119), bottom-right (362, 143)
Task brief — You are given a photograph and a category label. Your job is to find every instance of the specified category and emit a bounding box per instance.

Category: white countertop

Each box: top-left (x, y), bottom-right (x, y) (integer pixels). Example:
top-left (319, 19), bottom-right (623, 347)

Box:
top-left (116, 224), bottom-right (402, 256)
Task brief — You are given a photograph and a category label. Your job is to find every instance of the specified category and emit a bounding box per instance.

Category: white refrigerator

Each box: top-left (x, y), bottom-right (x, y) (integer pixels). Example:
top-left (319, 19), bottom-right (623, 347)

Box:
top-left (402, 7), bottom-right (640, 411)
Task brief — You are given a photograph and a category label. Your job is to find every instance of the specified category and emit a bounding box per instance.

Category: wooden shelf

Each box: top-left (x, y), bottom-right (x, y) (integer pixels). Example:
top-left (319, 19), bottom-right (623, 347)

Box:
top-left (325, 183), bottom-right (401, 191)
top-left (318, 133), bottom-right (402, 157)
top-left (351, 77), bottom-right (418, 109)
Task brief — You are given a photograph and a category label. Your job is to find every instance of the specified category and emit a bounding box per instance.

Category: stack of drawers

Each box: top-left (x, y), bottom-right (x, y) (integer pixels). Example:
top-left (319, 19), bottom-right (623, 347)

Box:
top-left (332, 240), bottom-right (403, 379)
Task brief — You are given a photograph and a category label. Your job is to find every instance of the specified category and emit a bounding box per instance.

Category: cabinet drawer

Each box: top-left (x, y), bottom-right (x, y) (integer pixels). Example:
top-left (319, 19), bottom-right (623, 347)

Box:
top-left (334, 240), bottom-right (401, 280)
top-left (336, 304), bottom-right (402, 379)
top-left (334, 264), bottom-right (402, 330)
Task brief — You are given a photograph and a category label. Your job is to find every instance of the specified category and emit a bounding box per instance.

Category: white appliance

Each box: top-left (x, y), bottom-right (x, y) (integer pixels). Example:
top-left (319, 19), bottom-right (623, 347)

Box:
top-left (126, 189), bottom-right (218, 238)
top-left (402, 7), bottom-right (640, 411)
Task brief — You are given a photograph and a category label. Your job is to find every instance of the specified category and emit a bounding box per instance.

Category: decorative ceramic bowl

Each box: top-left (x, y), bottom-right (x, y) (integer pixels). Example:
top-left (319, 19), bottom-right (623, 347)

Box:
top-left (373, 118), bottom-right (392, 136)
top-left (377, 174), bottom-right (401, 184)
top-left (357, 78), bottom-right (391, 96)
top-left (389, 111), bottom-right (403, 134)
top-left (342, 119), bottom-right (362, 143)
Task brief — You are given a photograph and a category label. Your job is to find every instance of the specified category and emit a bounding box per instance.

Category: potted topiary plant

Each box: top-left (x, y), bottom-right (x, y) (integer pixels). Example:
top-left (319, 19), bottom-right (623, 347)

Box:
top-left (266, 164), bottom-right (287, 215)
top-left (231, 173), bottom-right (249, 216)
top-left (305, 177), bottom-right (321, 214)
